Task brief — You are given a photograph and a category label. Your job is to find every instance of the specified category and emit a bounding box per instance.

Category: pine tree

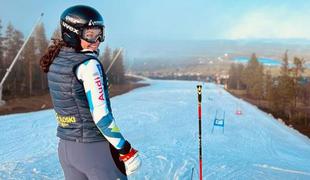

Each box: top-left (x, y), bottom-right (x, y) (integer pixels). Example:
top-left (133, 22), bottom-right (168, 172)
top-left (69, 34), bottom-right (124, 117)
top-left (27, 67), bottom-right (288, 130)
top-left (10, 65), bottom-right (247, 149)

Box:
top-left (281, 50), bottom-right (289, 76)
top-left (12, 29), bottom-right (24, 96)
top-left (300, 82), bottom-right (310, 106)
top-left (108, 48), bottom-right (118, 84)
top-left (269, 82), bottom-right (282, 113)
top-left (236, 63), bottom-right (245, 90)
top-left (0, 19), bottom-right (4, 79)
top-left (35, 23), bottom-right (48, 57)
top-left (265, 70), bottom-right (274, 106)
top-left (291, 57), bottom-right (305, 108)
top-left (278, 51), bottom-right (295, 121)
top-left (3, 23), bottom-right (24, 97)
top-left (253, 63), bottom-right (264, 101)
top-left (4, 23), bottom-right (15, 66)
top-left (228, 63), bottom-right (237, 89)
top-left (23, 36), bottom-right (35, 96)
top-left (34, 22), bottom-right (49, 91)
top-left (111, 48), bottom-right (125, 84)
top-left (51, 26), bottom-right (62, 40)
top-left (241, 54), bottom-right (255, 93)
top-left (101, 46), bottom-right (111, 69)
top-left (228, 63), bottom-right (246, 90)
top-left (241, 53), bottom-right (264, 99)
top-left (100, 46), bottom-right (112, 82)
top-left (2, 23), bottom-right (15, 97)
top-left (292, 57), bottom-right (304, 78)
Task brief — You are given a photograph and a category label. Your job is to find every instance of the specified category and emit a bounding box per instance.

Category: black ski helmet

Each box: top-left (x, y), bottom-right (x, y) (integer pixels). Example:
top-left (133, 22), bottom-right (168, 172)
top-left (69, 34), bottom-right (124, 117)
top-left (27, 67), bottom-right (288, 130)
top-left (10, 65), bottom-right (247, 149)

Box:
top-left (60, 5), bottom-right (105, 50)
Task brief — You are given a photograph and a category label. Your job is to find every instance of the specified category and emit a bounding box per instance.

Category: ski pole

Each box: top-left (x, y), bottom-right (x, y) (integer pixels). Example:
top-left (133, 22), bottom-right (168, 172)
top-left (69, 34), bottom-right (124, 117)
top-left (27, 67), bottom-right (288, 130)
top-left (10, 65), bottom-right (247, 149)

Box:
top-left (197, 85), bottom-right (202, 180)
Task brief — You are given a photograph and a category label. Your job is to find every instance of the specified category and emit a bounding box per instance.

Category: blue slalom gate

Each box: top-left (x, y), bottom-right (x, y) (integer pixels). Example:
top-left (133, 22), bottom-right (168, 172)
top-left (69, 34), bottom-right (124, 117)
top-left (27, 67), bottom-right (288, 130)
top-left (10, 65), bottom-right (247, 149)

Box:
top-left (211, 110), bottom-right (225, 133)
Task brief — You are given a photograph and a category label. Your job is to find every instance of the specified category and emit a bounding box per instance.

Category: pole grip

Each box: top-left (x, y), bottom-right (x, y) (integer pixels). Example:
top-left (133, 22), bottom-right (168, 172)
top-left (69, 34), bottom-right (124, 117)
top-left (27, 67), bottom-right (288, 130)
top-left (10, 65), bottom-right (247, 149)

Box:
top-left (197, 85), bottom-right (202, 103)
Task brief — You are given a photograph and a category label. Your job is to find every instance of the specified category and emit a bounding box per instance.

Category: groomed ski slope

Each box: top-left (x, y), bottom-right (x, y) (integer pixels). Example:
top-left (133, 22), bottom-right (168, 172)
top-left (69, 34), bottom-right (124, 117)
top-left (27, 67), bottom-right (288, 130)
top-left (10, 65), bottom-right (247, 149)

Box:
top-left (1, 79), bottom-right (310, 180)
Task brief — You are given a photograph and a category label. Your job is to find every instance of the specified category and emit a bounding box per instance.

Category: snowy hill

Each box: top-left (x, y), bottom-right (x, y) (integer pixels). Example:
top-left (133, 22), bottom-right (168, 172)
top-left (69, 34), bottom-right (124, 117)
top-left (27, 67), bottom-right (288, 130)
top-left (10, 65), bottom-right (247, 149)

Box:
top-left (1, 79), bottom-right (310, 180)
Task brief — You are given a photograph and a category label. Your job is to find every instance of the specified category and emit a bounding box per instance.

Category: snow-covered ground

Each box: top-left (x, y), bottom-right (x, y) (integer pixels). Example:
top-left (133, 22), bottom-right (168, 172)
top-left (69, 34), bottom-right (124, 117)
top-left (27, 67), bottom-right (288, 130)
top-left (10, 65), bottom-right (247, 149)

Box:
top-left (1, 79), bottom-right (310, 180)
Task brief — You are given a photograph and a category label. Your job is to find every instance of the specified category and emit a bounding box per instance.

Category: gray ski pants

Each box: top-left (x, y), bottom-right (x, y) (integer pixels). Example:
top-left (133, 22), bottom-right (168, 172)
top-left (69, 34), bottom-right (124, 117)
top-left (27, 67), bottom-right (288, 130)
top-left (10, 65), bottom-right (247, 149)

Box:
top-left (58, 139), bottom-right (127, 180)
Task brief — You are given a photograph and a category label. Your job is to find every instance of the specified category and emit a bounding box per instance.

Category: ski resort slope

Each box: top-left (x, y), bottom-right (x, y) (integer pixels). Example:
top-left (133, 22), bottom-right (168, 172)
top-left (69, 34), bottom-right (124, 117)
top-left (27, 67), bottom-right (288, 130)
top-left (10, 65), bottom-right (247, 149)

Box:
top-left (0, 79), bottom-right (310, 180)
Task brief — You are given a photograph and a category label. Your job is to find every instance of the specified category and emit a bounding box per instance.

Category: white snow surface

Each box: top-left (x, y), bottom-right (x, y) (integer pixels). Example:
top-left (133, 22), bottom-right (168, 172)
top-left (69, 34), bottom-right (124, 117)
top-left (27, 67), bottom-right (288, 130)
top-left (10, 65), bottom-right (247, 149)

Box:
top-left (1, 79), bottom-right (310, 180)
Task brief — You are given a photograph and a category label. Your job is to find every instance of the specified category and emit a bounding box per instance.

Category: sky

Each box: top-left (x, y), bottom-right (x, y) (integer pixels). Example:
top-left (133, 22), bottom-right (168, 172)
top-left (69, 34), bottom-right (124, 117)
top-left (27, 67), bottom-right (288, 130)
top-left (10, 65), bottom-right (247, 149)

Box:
top-left (1, 0), bottom-right (310, 42)
top-left (1, 0), bottom-right (310, 61)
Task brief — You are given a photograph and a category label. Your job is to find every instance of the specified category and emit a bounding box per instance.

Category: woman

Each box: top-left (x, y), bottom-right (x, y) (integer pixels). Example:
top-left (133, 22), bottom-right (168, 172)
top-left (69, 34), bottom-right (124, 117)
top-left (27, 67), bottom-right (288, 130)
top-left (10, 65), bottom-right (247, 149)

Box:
top-left (40, 5), bottom-right (141, 180)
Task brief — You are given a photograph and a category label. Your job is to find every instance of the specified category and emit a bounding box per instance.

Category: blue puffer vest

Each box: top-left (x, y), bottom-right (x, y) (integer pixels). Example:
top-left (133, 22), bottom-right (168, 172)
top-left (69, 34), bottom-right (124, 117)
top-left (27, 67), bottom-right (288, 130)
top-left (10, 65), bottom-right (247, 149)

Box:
top-left (48, 47), bottom-right (108, 143)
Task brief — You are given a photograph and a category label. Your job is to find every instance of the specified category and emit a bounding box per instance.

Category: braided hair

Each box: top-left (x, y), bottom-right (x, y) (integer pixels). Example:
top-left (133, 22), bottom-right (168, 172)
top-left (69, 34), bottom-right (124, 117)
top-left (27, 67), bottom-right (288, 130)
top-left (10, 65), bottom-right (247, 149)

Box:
top-left (39, 39), bottom-right (67, 73)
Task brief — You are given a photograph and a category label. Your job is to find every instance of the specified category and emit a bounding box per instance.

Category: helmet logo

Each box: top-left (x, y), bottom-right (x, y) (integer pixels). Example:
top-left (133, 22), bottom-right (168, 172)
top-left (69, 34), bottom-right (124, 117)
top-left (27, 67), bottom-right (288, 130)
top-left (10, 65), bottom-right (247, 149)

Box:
top-left (65, 15), bottom-right (81, 24)
top-left (88, 20), bottom-right (104, 26)
top-left (88, 20), bottom-right (95, 26)
top-left (62, 21), bottom-right (79, 34)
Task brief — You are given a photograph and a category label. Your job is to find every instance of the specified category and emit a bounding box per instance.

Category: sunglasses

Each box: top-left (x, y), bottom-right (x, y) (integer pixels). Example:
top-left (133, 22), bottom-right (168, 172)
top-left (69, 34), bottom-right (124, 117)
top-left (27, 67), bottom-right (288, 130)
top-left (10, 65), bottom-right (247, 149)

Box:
top-left (81, 27), bottom-right (105, 43)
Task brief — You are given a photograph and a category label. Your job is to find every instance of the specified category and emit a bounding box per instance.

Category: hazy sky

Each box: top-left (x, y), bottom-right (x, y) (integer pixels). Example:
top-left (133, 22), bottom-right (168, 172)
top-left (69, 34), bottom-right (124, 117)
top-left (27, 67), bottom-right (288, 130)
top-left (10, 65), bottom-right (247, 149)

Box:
top-left (1, 0), bottom-right (310, 42)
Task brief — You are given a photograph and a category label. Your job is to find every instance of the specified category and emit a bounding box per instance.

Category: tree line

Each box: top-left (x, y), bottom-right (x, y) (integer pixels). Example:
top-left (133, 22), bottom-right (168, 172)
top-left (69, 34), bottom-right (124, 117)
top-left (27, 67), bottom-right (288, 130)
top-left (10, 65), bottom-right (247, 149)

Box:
top-left (0, 20), bottom-right (126, 100)
top-left (228, 52), bottom-right (310, 128)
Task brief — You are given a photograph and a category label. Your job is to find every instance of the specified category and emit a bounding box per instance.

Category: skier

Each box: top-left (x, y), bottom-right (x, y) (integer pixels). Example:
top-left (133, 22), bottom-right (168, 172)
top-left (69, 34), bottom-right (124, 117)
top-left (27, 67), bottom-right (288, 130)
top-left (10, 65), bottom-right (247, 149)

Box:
top-left (39, 5), bottom-right (141, 180)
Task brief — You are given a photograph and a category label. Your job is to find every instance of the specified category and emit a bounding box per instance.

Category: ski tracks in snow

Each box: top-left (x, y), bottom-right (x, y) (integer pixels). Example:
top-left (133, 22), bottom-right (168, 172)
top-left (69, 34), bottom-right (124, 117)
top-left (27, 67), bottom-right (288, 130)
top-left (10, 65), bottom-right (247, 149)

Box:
top-left (254, 164), bottom-right (310, 177)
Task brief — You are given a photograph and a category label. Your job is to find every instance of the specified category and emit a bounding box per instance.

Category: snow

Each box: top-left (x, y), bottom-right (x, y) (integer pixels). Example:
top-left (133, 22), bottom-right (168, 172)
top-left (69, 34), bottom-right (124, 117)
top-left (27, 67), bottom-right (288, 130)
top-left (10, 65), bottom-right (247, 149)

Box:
top-left (1, 79), bottom-right (310, 180)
